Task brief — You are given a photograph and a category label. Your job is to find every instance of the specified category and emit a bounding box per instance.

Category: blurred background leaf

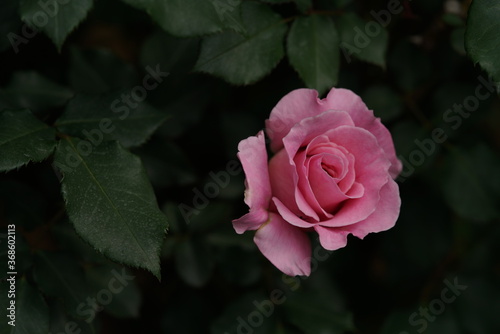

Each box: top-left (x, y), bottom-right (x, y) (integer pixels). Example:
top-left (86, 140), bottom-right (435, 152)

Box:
top-left (441, 144), bottom-right (500, 222)
top-left (0, 278), bottom-right (49, 334)
top-left (33, 251), bottom-right (89, 320)
top-left (465, 0), bottom-right (500, 85)
top-left (0, 71), bottom-right (73, 113)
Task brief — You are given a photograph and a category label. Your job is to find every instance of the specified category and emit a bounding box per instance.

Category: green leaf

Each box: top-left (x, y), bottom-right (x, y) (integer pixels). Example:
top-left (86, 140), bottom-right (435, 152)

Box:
top-left (442, 144), bottom-right (500, 222)
top-left (121, 0), bottom-right (240, 37)
top-left (19, 0), bottom-right (93, 50)
top-left (33, 252), bottom-right (90, 320)
top-left (175, 236), bottom-right (215, 287)
top-left (287, 15), bottom-right (340, 95)
top-left (283, 291), bottom-right (355, 334)
top-left (54, 138), bottom-right (168, 278)
top-left (336, 12), bottom-right (388, 68)
top-left (211, 0), bottom-right (245, 33)
top-left (0, 278), bottom-right (49, 334)
top-left (465, 0), bottom-right (500, 84)
top-left (0, 109), bottom-right (56, 172)
top-left (55, 93), bottom-right (168, 148)
top-left (195, 1), bottom-right (287, 85)
top-left (0, 71), bottom-right (74, 113)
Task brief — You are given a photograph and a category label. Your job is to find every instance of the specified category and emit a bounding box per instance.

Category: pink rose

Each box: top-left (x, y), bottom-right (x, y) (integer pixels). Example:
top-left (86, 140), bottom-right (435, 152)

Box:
top-left (232, 88), bottom-right (402, 276)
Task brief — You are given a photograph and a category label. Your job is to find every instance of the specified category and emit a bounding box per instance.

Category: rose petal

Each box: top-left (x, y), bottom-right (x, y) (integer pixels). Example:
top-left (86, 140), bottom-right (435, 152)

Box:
top-left (304, 135), bottom-right (356, 196)
top-left (318, 126), bottom-right (391, 227)
top-left (266, 89), bottom-right (323, 152)
top-left (282, 110), bottom-right (355, 164)
top-left (307, 154), bottom-right (349, 213)
top-left (308, 147), bottom-right (348, 180)
top-left (325, 126), bottom-right (390, 177)
top-left (345, 182), bottom-right (364, 198)
top-left (295, 148), bottom-right (331, 220)
top-left (272, 197), bottom-right (313, 228)
top-left (342, 178), bottom-right (401, 238)
top-left (232, 131), bottom-right (272, 234)
top-left (268, 148), bottom-right (304, 217)
top-left (280, 111), bottom-right (355, 219)
top-left (265, 88), bottom-right (402, 178)
top-left (232, 209), bottom-right (270, 234)
top-left (315, 225), bottom-right (350, 251)
top-left (324, 88), bottom-right (403, 178)
top-left (314, 178), bottom-right (400, 250)
top-left (254, 212), bottom-right (312, 276)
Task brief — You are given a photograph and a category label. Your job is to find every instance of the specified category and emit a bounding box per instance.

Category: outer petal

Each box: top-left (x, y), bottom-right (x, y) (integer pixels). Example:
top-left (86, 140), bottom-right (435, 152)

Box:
top-left (254, 212), bottom-right (312, 276)
top-left (266, 89), bottom-right (322, 152)
top-left (314, 225), bottom-right (350, 251)
top-left (273, 197), bottom-right (313, 228)
top-left (342, 178), bottom-right (400, 238)
top-left (233, 210), bottom-right (269, 234)
top-left (232, 131), bottom-right (272, 234)
top-left (324, 88), bottom-right (402, 178)
top-left (315, 178), bottom-right (400, 250)
top-left (268, 148), bottom-right (303, 217)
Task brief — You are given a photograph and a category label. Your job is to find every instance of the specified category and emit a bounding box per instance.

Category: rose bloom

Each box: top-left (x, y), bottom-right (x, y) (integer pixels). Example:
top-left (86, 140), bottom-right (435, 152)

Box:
top-left (232, 88), bottom-right (402, 276)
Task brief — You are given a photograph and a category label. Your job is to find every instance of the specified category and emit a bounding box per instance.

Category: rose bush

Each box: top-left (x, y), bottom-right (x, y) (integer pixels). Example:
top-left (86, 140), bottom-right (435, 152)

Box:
top-left (233, 88), bottom-right (402, 276)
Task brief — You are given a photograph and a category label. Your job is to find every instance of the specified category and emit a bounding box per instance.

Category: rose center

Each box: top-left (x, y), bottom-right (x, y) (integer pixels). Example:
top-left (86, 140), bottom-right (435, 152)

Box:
top-left (321, 163), bottom-right (338, 178)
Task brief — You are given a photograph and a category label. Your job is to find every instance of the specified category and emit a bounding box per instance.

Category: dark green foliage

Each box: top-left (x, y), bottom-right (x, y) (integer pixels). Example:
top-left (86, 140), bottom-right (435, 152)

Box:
top-left (0, 0), bottom-right (498, 333)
